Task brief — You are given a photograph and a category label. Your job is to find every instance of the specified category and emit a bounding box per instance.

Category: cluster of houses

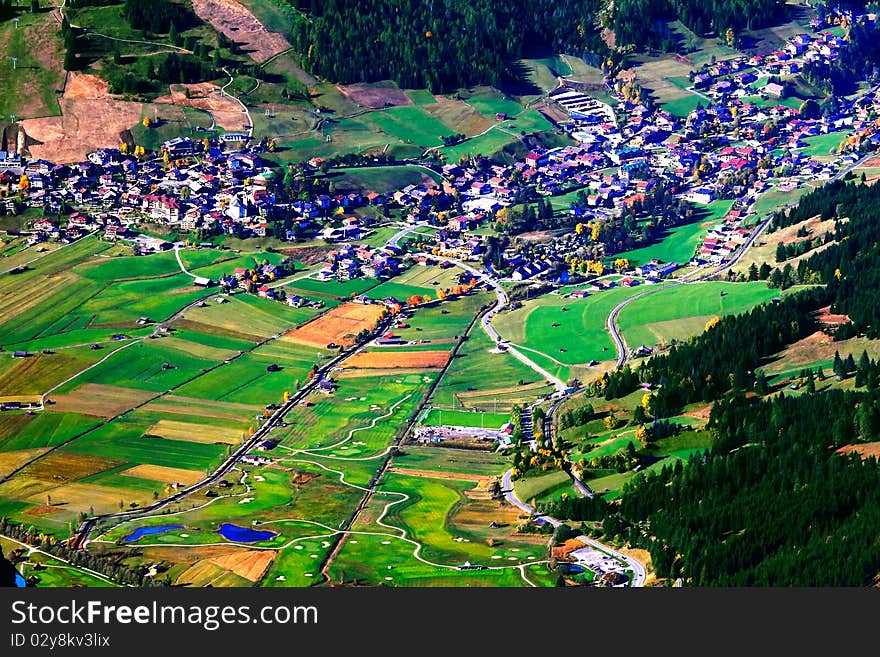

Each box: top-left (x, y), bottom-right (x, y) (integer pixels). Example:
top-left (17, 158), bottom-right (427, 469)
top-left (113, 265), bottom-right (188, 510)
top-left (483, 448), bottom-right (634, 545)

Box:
top-left (314, 242), bottom-right (405, 283)
top-left (6, 12), bottom-right (880, 296)
top-left (691, 28), bottom-right (849, 102)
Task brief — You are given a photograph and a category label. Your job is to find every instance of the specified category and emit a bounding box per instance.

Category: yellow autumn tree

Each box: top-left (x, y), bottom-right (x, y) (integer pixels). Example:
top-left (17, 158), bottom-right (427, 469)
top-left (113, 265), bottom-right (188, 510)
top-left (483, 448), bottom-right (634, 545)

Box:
top-left (142, 116), bottom-right (151, 128)
top-left (635, 425), bottom-right (650, 447)
top-left (613, 258), bottom-right (630, 272)
top-left (704, 315), bottom-right (721, 332)
top-left (18, 174), bottom-right (29, 190)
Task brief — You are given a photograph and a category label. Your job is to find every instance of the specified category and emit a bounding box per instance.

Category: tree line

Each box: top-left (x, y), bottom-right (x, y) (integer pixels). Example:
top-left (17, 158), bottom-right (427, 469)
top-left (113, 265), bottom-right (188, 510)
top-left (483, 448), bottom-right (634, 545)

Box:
top-left (0, 517), bottom-right (168, 587)
top-left (608, 0), bottom-right (786, 50)
top-left (284, 0), bottom-right (612, 93)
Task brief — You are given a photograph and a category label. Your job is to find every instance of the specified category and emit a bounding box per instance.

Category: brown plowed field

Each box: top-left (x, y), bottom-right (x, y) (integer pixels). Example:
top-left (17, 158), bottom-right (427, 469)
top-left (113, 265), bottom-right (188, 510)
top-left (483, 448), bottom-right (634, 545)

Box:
top-left (338, 83), bottom-right (411, 109)
top-left (22, 74), bottom-right (143, 164)
top-left (154, 83), bottom-right (249, 132)
top-left (283, 302), bottom-right (385, 348)
top-left (340, 350), bottom-right (449, 369)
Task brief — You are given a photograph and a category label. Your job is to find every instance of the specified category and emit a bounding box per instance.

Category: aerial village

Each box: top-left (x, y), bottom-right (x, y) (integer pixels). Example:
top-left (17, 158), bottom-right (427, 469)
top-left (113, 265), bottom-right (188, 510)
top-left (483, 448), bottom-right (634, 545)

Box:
top-left (3, 10), bottom-right (880, 297)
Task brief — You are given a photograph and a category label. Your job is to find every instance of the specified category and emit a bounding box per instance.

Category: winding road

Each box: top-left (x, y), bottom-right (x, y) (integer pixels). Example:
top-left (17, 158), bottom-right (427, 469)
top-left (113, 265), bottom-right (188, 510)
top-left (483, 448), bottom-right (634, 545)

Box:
top-left (501, 469), bottom-right (646, 586)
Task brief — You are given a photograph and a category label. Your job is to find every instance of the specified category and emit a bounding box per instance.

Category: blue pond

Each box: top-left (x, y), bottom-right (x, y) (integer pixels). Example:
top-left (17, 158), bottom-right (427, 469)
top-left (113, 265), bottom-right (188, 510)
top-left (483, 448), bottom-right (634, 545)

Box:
top-left (123, 525), bottom-right (184, 543)
top-left (15, 572), bottom-right (26, 587)
top-left (217, 523), bottom-right (277, 543)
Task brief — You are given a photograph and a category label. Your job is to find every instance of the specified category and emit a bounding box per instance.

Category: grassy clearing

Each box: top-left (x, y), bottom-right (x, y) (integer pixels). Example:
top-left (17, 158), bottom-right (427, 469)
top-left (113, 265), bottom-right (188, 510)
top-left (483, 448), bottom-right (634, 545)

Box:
top-left (801, 131), bottom-right (849, 160)
top-left (431, 328), bottom-right (554, 412)
top-left (0, 9), bottom-right (65, 120)
top-left (513, 469), bottom-right (570, 505)
top-left (662, 94), bottom-right (702, 118)
top-left (406, 88), bottom-right (437, 106)
top-left (493, 285), bottom-right (655, 366)
top-left (613, 201), bottom-right (734, 266)
top-left (618, 281), bottom-right (780, 347)
top-left (327, 165), bottom-right (441, 195)
top-left (465, 90), bottom-right (524, 119)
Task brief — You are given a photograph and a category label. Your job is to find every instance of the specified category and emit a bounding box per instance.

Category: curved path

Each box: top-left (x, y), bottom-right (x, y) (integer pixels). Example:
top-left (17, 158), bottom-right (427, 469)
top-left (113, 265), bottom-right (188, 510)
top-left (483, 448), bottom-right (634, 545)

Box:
top-left (501, 469), bottom-right (646, 587)
top-left (221, 67), bottom-right (254, 138)
top-left (68, 309), bottom-right (399, 550)
top-left (173, 243), bottom-right (196, 278)
top-left (387, 224), bottom-right (567, 392)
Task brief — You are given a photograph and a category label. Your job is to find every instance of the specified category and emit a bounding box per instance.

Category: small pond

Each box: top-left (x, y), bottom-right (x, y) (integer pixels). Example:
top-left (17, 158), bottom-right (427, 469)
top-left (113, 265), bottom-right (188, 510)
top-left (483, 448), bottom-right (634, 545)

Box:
top-left (217, 523), bottom-right (277, 543)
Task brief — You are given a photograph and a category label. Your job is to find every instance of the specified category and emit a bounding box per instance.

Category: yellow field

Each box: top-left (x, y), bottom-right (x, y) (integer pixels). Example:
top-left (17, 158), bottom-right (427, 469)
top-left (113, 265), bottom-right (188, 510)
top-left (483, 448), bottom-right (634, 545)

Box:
top-left (148, 419), bottom-right (240, 445)
top-left (208, 549), bottom-right (276, 582)
top-left (23, 451), bottom-right (121, 482)
top-left (0, 395), bottom-right (42, 404)
top-left (0, 448), bottom-right (50, 478)
top-left (122, 464), bottom-right (205, 486)
top-left (176, 560), bottom-right (251, 587)
top-left (50, 383), bottom-right (157, 418)
top-left (283, 302), bottom-right (385, 348)
top-left (22, 481), bottom-right (150, 514)
top-left (0, 271), bottom-right (79, 327)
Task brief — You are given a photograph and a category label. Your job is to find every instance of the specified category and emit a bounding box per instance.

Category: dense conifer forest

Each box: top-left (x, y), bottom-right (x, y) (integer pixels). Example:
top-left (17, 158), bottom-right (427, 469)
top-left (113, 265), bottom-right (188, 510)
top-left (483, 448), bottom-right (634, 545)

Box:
top-left (285, 0), bottom-right (609, 92)
top-left (577, 180), bottom-right (880, 585)
top-left (282, 0), bottom-right (791, 90)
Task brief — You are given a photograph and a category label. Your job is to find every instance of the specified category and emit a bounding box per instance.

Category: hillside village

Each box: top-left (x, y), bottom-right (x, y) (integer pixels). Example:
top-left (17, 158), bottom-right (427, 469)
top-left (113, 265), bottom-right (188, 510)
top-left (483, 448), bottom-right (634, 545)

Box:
top-left (1, 11), bottom-right (880, 295)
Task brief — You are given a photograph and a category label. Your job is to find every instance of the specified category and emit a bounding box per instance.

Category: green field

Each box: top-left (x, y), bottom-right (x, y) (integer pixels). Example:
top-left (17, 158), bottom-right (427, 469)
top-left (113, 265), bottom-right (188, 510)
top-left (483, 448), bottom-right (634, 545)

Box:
top-left (801, 130), bottom-right (849, 159)
top-left (362, 106), bottom-right (456, 148)
top-left (440, 109), bottom-right (553, 162)
top-left (0, 8), bottom-right (65, 120)
top-left (513, 469), bottom-right (571, 505)
top-left (662, 94), bottom-right (703, 118)
top-left (612, 200), bottom-right (734, 266)
top-left (492, 285), bottom-right (657, 369)
top-left (430, 329), bottom-right (554, 412)
top-left (466, 90), bottom-right (524, 119)
top-left (0, 412), bottom-right (99, 453)
top-left (365, 264), bottom-right (464, 302)
top-left (327, 165), bottom-right (442, 195)
top-left (406, 88), bottom-right (438, 105)
top-left (422, 408), bottom-right (509, 429)
top-left (618, 281), bottom-right (780, 348)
